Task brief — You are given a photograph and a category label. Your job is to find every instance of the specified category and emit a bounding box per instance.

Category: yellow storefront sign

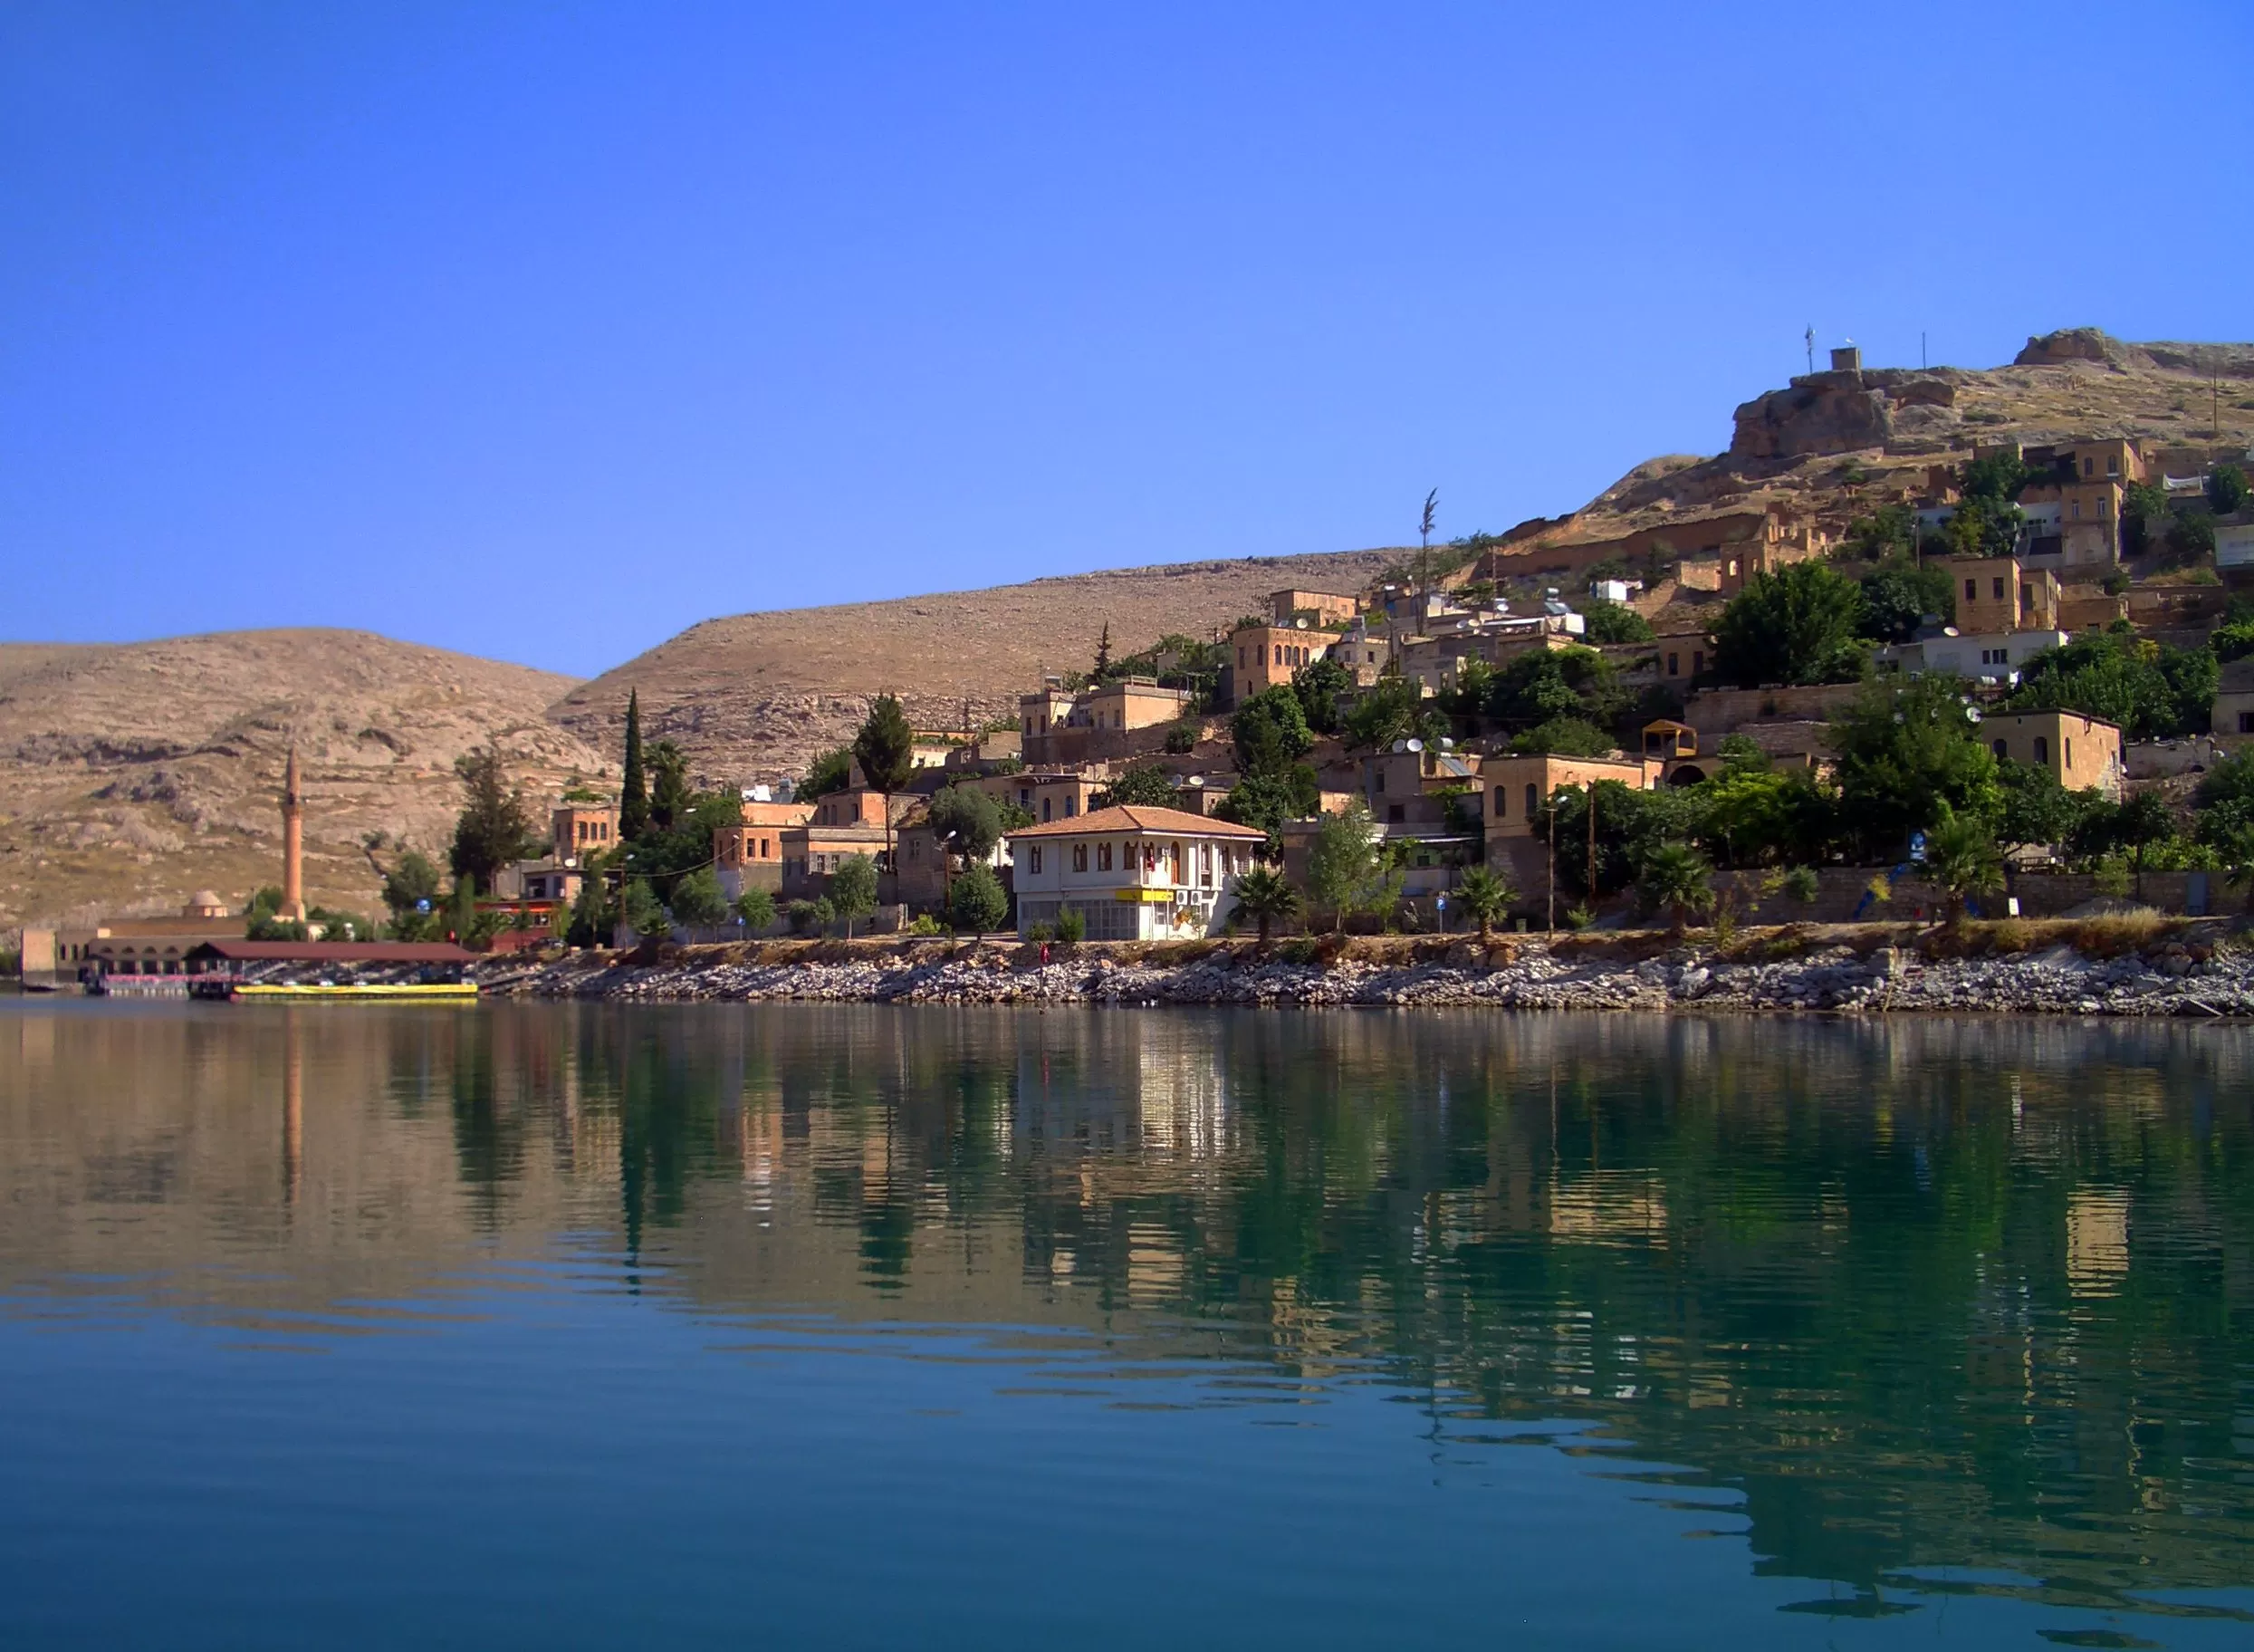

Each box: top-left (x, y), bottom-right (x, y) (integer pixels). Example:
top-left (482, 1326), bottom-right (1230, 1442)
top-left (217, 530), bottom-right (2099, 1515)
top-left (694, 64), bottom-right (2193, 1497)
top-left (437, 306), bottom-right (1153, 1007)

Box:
top-left (1113, 888), bottom-right (1172, 904)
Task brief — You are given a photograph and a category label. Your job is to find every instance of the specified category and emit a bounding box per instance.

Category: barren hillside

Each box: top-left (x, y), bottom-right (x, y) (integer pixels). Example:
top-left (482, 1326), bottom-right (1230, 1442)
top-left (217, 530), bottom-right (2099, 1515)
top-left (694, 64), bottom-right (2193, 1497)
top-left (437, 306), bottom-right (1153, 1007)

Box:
top-left (0, 630), bottom-right (607, 927)
top-left (548, 547), bottom-right (1405, 787)
top-left (1515, 329), bottom-right (2254, 552)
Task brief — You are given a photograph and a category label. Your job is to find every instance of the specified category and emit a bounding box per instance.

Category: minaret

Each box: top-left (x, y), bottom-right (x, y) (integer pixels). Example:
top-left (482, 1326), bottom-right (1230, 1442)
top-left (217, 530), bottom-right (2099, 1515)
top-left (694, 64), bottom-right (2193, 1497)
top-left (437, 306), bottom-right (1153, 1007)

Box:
top-left (281, 746), bottom-right (307, 921)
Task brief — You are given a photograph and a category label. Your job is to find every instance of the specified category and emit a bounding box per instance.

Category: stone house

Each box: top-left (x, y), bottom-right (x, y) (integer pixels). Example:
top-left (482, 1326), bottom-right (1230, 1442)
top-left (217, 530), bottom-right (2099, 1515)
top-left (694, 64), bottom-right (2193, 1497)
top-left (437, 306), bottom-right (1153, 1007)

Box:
top-left (1005, 804), bottom-right (1264, 941)
top-left (1979, 709), bottom-right (2123, 797)
top-left (2212, 659), bottom-right (2254, 740)
top-left (1267, 588), bottom-right (1361, 627)
top-left (1950, 556), bottom-right (2059, 634)
top-left (1226, 623), bottom-right (1332, 708)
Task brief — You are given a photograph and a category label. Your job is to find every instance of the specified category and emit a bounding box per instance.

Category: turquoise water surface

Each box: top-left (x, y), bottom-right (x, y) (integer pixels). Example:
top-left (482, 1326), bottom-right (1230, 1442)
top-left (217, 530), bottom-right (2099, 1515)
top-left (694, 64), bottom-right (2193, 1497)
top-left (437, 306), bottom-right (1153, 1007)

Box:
top-left (2, 1001), bottom-right (2249, 1648)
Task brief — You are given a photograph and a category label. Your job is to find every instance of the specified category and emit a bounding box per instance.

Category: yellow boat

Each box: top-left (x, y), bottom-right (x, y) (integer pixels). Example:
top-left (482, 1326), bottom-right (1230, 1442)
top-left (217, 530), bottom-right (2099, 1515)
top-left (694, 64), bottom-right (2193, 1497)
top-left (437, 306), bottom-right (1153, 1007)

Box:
top-left (232, 982), bottom-right (479, 1002)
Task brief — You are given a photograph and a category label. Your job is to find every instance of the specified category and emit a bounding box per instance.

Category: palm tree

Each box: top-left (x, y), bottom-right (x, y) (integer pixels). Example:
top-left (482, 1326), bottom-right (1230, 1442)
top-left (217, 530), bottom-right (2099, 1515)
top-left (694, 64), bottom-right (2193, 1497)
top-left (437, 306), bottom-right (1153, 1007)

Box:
top-left (1453, 866), bottom-right (1516, 941)
top-left (1230, 863), bottom-right (1301, 944)
top-left (1636, 841), bottom-right (1714, 936)
top-left (1923, 814), bottom-right (2004, 924)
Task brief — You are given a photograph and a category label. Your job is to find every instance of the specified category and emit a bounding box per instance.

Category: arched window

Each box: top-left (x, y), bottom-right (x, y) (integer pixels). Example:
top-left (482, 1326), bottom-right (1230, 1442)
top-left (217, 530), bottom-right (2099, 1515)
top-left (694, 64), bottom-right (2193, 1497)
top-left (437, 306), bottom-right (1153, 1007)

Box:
top-left (1525, 783), bottom-right (1538, 821)
top-left (1041, 798), bottom-right (1053, 821)
top-left (1072, 843), bottom-right (1088, 872)
top-left (2033, 736), bottom-right (2049, 765)
top-left (1992, 738), bottom-right (2008, 758)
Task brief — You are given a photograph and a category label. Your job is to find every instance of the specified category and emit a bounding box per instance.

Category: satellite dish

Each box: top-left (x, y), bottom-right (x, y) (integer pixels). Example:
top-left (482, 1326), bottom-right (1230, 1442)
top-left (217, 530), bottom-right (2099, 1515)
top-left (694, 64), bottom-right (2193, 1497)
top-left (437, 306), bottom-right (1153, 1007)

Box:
top-left (1186, 774), bottom-right (1204, 787)
top-left (1405, 738), bottom-right (1424, 753)
top-left (1438, 737), bottom-right (1455, 750)
top-left (1965, 708), bottom-right (1983, 724)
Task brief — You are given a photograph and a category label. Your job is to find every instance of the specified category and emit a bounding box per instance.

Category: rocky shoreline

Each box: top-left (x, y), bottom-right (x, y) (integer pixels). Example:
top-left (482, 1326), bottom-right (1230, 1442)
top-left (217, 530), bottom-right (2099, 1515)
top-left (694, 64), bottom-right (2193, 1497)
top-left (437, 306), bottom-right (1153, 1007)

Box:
top-left (469, 926), bottom-right (2254, 1018)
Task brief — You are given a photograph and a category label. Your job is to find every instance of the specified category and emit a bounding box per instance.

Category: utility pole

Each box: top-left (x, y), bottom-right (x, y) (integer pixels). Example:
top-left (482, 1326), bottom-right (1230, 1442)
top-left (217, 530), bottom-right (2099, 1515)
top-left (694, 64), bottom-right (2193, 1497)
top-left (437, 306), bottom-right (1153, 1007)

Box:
top-left (1587, 782), bottom-right (1598, 917)
top-left (1922, 331), bottom-right (1927, 370)
top-left (1546, 789), bottom-right (1557, 932)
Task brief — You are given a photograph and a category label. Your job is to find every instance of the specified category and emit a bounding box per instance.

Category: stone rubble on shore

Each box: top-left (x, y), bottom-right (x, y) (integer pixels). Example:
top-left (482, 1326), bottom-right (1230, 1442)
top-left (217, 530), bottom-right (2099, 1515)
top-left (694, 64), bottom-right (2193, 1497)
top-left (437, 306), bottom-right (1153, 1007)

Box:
top-left (470, 935), bottom-right (2254, 1018)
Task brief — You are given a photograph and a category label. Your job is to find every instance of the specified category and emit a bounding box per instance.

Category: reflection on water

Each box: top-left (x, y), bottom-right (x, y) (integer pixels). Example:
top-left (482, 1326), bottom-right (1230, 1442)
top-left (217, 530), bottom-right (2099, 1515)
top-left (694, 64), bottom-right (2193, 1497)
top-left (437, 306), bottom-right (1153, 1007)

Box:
top-left (2, 1002), bottom-right (2251, 1646)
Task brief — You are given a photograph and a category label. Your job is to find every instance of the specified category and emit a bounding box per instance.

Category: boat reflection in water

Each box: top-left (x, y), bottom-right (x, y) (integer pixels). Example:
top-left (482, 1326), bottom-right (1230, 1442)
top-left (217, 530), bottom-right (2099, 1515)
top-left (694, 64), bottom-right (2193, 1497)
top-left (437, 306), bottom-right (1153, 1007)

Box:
top-left (2, 1002), bottom-right (2250, 1647)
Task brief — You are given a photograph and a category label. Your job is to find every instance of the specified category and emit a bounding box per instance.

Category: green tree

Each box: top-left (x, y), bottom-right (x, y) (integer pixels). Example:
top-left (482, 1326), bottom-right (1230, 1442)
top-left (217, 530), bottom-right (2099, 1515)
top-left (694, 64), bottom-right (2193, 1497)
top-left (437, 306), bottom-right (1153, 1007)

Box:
top-left (621, 877), bottom-right (667, 937)
top-left (449, 745), bottom-right (539, 891)
top-left (1509, 716), bottom-right (1615, 757)
top-left (2007, 630), bottom-right (2216, 739)
top-left (1097, 765), bottom-right (1176, 809)
top-left (853, 695), bottom-right (916, 794)
top-left (645, 740), bottom-right (693, 833)
top-left (1092, 622), bottom-right (1112, 678)
top-left (619, 688), bottom-right (649, 841)
top-left (1304, 802), bottom-right (1395, 932)
top-left (1994, 761), bottom-right (2094, 850)
top-left (1961, 451), bottom-right (2030, 504)
top-left (449, 873), bottom-right (479, 945)
top-left (927, 784), bottom-right (1005, 869)
top-left (1922, 813), bottom-right (2004, 923)
top-left (565, 869), bottom-right (613, 947)
top-left (1636, 841), bottom-right (1714, 933)
top-left (381, 850), bottom-right (444, 921)
top-left (1053, 906), bottom-right (1086, 945)
top-left (1292, 656), bottom-right (1353, 734)
top-left (2212, 617), bottom-right (2254, 664)
top-left (1694, 766), bottom-right (1835, 869)
top-left (1228, 862), bottom-right (1300, 943)
top-left (1482, 646), bottom-right (1624, 728)
top-left (1342, 674), bottom-right (1441, 752)
top-left (1453, 865), bottom-right (1515, 940)
top-left (1827, 676), bottom-right (2001, 856)
top-left (801, 747), bottom-right (853, 799)
top-left (1858, 558), bottom-right (1955, 643)
top-left (2075, 791), bottom-right (2176, 898)
top-left (829, 853), bottom-right (879, 937)
top-left (2167, 511), bottom-right (2218, 564)
top-left (733, 887), bottom-right (776, 932)
top-left (1842, 503), bottom-right (1919, 562)
top-left (1217, 766), bottom-right (1321, 849)
top-left (1232, 686), bottom-right (1315, 773)
top-left (2206, 463), bottom-right (2249, 516)
top-left (1580, 600), bottom-right (1654, 643)
top-left (1712, 562), bottom-right (1869, 688)
top-left (2121, 481), bottom-right (2171, 554)
top-left (947, 862), bottom-right (1009, 933)
top-left (667, 866), bottom-right (729, 928)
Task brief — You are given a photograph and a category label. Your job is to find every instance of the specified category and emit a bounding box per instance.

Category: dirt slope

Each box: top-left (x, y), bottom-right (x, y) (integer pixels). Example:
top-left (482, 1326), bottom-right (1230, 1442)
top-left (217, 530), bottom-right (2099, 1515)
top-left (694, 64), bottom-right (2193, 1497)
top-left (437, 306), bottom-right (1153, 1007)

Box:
top-left (549, 548), bottom-right (1405, 787)
top-left (0, 630), bottom-right (605, 927)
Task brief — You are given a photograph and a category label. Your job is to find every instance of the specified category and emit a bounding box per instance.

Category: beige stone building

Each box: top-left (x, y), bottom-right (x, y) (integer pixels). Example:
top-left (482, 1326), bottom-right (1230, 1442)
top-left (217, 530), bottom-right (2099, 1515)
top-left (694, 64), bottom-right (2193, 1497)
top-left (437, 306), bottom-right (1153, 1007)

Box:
top-left (1227, 623), bottom-right (1331, 706)
top-left (1267, 588), bottom-right (1361, 627)
top-left (2212, 659), bottom-right (2254, 740)
top-left (1980, 710), bottom-right (2122, 797)
top-left (1950, 556), bottom-right (2060, 634)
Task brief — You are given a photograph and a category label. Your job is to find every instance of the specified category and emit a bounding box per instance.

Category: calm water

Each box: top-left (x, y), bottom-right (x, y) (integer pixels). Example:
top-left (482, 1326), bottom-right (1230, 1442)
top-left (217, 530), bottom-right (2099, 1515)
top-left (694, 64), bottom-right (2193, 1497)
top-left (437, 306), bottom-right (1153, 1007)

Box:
top-left (2, 1002), bottom-right (2250, 1648)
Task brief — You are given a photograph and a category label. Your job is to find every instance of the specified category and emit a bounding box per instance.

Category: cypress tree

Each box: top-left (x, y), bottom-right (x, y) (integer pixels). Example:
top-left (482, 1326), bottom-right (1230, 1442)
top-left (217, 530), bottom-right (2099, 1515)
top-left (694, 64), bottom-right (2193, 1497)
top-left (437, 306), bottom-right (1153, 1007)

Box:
top-left (619, 688), bottom-right (649, 841)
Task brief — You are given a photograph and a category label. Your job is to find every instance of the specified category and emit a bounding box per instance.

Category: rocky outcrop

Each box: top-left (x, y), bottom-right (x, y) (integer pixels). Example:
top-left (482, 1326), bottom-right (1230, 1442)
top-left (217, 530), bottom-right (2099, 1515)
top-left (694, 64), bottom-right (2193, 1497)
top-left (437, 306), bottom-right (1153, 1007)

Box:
top-left (469, 933), bottom-right (2254, 1018)
top-left (2014, 328), bottom-right (2144, 370)
top-left (1728, 370), bottom-right (1961, 463)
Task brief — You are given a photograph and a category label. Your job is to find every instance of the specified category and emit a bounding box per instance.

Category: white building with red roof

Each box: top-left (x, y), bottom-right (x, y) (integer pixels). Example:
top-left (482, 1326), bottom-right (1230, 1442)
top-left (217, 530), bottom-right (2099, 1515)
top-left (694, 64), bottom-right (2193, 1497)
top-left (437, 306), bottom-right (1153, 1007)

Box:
top-left (1004, 804), bottom-right (1267, 941)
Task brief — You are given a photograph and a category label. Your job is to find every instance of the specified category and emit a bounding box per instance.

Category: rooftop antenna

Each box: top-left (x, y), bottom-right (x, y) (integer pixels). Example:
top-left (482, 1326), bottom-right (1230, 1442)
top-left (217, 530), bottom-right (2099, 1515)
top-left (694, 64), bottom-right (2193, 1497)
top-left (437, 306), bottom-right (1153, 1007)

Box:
top-left (1804, 324), bottom-right (1815, 376)
top-left (1921, 330), bottom-right (1927, 370)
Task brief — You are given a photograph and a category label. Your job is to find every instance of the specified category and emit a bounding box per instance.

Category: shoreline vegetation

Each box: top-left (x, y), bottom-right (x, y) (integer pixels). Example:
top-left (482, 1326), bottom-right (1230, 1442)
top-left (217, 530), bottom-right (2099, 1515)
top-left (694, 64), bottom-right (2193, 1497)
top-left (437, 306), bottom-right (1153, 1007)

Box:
top-left (458, 913), bottom-right (2254, 1016)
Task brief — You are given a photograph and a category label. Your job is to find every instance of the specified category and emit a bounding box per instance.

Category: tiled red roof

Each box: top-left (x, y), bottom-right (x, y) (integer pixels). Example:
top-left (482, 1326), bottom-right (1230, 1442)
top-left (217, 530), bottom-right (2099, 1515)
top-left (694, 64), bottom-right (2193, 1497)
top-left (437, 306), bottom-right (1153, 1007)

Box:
top-left (1004, 804), bottom-right (1265, 840)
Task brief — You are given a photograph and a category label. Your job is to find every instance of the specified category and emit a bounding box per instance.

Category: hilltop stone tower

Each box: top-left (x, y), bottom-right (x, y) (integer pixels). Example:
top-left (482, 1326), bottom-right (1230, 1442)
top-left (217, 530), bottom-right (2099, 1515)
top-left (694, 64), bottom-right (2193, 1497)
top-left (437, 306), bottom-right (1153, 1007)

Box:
top-left (280, 746), bottom-right (307, 921)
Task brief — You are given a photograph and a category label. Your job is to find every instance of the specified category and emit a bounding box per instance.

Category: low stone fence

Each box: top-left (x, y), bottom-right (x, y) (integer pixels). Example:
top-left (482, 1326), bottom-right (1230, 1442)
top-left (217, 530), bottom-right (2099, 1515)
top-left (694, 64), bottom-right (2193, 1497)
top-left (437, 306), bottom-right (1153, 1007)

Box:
top-left (1714, 866), bottom-right (2230, 923)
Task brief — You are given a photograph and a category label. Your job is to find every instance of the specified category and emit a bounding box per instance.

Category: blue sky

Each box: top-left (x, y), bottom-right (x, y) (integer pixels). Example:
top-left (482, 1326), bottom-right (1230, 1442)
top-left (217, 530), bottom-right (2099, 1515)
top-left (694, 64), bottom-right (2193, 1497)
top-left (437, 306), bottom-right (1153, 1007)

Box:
top-left (4, 2), bottom-right (2249, 678)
